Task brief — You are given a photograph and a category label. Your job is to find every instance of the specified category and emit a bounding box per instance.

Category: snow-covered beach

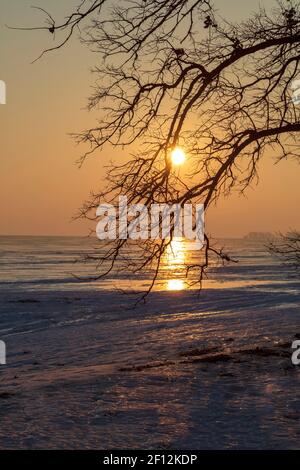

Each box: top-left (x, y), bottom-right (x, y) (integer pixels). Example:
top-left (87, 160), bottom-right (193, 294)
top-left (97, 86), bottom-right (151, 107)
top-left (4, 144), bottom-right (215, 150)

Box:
top-left (0, 236), bottom-right (299, 449)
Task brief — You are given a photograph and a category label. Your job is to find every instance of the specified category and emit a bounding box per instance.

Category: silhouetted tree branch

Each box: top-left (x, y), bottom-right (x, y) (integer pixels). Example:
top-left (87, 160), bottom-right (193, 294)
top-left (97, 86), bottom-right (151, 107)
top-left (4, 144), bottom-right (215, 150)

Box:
top-left (269, 231), bottom-right (300, 271)
top-left (24, 0), bottom-right (300, 297)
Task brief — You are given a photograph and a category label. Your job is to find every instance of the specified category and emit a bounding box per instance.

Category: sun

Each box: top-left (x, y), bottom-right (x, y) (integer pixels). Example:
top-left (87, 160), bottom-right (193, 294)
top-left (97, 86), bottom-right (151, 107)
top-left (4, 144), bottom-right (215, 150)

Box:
top-left (171, 147), bottom-right (186, 166)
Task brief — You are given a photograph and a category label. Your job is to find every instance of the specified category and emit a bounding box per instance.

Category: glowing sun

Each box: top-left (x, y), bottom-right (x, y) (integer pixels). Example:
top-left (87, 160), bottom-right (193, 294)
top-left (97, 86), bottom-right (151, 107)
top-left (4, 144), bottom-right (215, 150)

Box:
top-left (171, 147), bottom-right (186, 166)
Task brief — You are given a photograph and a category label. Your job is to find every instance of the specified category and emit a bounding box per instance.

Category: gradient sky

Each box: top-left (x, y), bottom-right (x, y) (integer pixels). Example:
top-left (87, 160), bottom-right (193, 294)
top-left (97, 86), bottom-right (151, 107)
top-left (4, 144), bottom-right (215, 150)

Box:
top-left (0, 0), bottom-right (299, 237)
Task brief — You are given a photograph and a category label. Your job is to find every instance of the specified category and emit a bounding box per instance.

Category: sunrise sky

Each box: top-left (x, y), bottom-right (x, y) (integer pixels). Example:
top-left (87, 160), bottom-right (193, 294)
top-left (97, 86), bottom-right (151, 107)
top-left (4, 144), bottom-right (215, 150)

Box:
top-left (1, 0), bottom-right (299, 237)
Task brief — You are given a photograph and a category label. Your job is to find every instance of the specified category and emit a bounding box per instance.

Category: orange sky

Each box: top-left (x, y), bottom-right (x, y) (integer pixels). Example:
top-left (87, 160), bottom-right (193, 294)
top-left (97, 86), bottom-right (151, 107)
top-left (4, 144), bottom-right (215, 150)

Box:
top-left (0, 0), bottom-right (299, 237)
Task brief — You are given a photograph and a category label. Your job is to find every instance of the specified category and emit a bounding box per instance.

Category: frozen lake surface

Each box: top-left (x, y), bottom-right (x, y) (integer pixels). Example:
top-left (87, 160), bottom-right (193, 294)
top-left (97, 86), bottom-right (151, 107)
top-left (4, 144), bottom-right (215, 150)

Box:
top-left (0, 236), bottom-right (299, 449)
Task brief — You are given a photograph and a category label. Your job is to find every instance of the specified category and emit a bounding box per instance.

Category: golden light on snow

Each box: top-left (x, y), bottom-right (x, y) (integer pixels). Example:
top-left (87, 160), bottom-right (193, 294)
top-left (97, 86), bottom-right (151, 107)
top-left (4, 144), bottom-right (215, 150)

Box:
top-left (165, 239), bottom-right (185, 266)
top-left (164, 239), bottom-right (186, 291)
top-left (167, 279), bottom-right (185, 291)
top-left (171, 147), bottom-right (186, 166)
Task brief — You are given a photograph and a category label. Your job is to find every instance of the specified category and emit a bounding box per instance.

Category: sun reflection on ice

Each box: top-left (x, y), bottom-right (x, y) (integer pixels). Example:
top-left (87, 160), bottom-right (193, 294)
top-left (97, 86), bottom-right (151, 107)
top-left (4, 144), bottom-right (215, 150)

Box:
top-left (164, 238), bottom-right (187, 291)
top-left (165, 239), bottom-right (186, 266)
top-left (167, 279), bottom-right (185, 291)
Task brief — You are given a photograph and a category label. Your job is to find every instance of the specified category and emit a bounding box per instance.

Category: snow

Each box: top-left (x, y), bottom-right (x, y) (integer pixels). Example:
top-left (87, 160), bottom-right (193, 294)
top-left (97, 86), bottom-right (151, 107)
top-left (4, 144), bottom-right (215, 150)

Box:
top-left (0, 236), bottom-right (299, 449)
